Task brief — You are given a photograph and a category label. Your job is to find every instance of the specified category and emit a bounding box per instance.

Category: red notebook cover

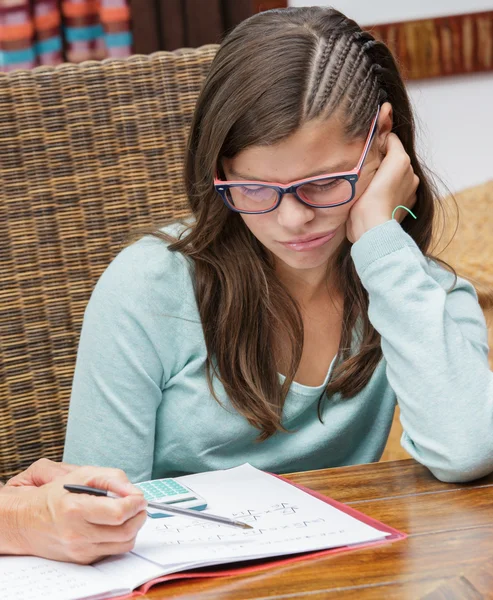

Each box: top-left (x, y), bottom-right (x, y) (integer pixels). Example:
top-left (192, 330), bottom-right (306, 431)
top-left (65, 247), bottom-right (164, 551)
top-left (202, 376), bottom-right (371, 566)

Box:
top-left (113, 474), bottom-right (406, 599)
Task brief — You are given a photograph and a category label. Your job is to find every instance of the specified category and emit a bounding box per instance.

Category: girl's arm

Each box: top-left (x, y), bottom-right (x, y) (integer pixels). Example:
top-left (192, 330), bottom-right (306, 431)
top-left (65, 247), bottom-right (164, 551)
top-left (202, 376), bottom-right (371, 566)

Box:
top-left (64, 237), bottom-right (186, 482)
top-left (352, 219), bottom-right (493, 482)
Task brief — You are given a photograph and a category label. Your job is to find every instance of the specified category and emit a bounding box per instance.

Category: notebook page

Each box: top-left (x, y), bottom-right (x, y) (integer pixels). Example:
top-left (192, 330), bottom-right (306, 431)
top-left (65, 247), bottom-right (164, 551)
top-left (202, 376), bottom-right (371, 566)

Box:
top-left (132, 463), bottom-right (388, 568)
top-left (94, 551), bottom-right (197, 590)
top-left (0, 556), bottom-right (125, 600)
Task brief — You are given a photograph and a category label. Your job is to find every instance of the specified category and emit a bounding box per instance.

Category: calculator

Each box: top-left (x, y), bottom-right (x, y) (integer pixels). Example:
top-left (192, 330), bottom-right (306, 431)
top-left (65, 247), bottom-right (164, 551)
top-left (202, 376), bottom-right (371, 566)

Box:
top-left (135, 478), bottom-right (208, 519)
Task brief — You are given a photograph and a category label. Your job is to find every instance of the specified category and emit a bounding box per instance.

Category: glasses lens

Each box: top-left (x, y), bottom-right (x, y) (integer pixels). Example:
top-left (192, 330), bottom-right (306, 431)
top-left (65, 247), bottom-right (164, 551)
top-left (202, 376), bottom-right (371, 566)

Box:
top-left (227, 185), bottom-right (279, 213)
top-left (297, 177), bottom-right (353, 206)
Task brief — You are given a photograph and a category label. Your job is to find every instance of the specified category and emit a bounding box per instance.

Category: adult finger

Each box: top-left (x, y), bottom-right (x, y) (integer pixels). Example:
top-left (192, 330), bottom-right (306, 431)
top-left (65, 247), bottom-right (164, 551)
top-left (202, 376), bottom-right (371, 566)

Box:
top-left (7, 459), bottom-right (77, 487)
top-left (94, 537), bottom-right (139, 556)
top-left (69, 537), bottom-right (140, 564)
top-left (72, 493), bottom-right (147, 526)
top-left (67, 466), bottom-right (144, 498)
top-left (82, 510), bottom-right (148, 544)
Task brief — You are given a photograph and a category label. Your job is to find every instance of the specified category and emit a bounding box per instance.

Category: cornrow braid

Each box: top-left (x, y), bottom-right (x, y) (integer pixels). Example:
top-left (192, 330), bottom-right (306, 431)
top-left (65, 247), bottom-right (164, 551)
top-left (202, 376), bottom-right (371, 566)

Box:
top-left (317, 32), bottom-right (360, 111)
top-left (305, 34), bottom-right (351, 119)
top-left (326, 39), bottom-right (377, 115)
top-left (347, 61), bottom-right (382, 131)
top-left (303, 28), bottom-right (383, 127)
top-left (303, 35), bottom-right (337, 117)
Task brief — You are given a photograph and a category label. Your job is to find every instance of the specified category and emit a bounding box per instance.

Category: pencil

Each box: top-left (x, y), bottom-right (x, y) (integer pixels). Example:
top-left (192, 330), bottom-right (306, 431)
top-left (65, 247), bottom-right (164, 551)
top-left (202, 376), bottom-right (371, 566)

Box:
top-left (63, 484), bottom-right (253, 530)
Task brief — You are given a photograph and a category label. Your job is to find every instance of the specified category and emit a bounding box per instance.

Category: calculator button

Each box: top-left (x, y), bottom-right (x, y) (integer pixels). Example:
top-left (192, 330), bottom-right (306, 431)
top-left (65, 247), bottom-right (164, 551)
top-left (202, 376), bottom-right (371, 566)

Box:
top-left (136, 479), bottom-right (197, 502)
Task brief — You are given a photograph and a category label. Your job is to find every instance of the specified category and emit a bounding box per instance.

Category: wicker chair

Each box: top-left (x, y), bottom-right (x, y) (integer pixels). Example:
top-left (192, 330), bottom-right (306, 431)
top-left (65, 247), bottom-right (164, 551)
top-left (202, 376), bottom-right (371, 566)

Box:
top-left (0, 47), bottom-right (218, 480)
top-left (381, 180), bottom-right (493, 462)
top-left (437, 181), bottom-right (493, 365)
top-left (1, 49), bottom-right (492, 479)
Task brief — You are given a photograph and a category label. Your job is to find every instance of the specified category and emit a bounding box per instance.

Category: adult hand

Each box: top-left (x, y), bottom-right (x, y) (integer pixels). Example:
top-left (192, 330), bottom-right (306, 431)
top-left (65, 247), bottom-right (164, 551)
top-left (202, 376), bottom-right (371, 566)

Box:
top-left (6, 458), bottom-right (77, 488)
top-left (346, 133), bottom-right (419, 244)
top-left (6, 465), bottom-right (147, 564)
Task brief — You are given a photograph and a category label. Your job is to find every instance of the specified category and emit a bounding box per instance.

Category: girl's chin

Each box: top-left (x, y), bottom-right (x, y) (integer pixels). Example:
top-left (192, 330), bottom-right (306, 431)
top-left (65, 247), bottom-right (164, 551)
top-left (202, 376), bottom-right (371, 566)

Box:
top-left (274, 247), bottom-right (337, 272)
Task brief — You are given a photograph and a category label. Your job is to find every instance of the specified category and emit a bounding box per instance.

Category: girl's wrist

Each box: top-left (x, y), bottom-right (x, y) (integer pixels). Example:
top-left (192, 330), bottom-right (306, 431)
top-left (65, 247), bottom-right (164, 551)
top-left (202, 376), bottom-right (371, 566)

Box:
top-left (351, 211), bottom-right (393, 242)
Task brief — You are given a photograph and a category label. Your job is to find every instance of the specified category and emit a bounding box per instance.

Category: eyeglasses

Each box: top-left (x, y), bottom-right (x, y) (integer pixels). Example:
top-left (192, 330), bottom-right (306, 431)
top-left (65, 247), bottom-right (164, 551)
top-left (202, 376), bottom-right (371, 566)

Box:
top-left (214, 106), bottom-right (380, 215)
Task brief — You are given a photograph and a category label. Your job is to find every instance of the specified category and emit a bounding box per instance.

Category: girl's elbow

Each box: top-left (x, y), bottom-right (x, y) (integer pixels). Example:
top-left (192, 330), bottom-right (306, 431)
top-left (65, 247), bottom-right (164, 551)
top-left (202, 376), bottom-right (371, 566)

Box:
top-left (428, 451), bottom-right (493, 483)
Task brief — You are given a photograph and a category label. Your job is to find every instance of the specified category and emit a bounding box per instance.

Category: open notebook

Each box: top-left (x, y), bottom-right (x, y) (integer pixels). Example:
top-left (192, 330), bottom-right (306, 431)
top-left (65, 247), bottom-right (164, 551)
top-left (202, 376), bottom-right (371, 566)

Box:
top-left (0, 464), bottom-right (405, 600)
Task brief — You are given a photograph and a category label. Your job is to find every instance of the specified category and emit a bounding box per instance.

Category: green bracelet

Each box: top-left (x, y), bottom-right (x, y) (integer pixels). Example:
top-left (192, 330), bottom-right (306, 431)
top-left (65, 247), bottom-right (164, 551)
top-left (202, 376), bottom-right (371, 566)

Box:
top-left (391, 205), bottom-right (417, 220)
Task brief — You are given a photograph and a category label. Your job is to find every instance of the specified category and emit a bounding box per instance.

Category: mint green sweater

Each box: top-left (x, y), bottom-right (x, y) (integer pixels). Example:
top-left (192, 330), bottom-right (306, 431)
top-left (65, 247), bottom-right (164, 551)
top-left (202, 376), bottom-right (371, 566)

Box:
top-left (63, 220), bottom-right (493, 483)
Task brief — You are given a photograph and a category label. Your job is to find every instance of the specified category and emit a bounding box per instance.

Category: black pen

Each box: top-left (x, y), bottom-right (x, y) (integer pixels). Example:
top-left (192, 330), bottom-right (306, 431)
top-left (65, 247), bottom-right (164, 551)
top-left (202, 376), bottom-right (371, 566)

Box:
top-left (63, 484), bottom-right (253, 530)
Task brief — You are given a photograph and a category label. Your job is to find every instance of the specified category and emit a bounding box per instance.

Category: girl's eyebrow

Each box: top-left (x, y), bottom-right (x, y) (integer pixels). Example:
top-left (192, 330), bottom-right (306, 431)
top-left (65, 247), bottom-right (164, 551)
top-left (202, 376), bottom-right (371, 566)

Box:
top-left (228, 161), bottom-right (354, 182)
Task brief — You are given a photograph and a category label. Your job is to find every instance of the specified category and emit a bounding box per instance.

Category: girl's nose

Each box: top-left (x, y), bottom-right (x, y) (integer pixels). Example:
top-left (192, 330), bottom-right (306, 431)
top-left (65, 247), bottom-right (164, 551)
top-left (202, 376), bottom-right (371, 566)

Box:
top-left (276, 193), bottom-right (315, 229)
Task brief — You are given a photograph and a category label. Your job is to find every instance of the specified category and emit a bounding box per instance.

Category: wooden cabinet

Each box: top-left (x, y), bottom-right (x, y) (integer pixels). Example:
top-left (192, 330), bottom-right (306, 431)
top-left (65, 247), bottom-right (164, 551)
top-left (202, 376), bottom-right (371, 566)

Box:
top-left (255, 1), bottom-right (288, 12)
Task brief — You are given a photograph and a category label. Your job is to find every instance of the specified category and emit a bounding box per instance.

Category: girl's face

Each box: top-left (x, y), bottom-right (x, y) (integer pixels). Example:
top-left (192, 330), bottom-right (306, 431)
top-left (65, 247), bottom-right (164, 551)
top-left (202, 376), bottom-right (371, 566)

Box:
top-left (222, 110), bottom-right (389, 275)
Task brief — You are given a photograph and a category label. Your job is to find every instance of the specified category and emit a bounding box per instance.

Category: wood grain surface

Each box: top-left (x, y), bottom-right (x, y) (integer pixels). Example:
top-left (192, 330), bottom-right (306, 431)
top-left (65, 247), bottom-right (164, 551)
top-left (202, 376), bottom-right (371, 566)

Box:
top-left (137, 459), bottom-right (493, 599)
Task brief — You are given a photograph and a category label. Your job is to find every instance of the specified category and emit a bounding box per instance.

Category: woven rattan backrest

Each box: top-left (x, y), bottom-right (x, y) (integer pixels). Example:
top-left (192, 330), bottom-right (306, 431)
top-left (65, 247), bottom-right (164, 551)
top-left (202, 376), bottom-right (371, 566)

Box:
top-left (0, 47), bottom-right (218, 480)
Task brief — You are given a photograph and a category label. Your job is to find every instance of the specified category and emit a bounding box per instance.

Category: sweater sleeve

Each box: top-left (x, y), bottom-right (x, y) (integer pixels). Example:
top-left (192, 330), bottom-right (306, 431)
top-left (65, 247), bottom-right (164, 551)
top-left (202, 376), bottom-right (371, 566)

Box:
top-left (63, 236), bottom-right (190, 482)
top-left (351, 219), bottom-right (493, 482)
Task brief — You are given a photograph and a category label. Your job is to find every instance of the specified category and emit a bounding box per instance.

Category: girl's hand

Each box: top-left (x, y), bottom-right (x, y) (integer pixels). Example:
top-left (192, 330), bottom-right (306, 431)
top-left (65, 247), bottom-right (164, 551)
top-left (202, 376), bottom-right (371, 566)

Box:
top-left (346, 133), bottom-right (419, 243)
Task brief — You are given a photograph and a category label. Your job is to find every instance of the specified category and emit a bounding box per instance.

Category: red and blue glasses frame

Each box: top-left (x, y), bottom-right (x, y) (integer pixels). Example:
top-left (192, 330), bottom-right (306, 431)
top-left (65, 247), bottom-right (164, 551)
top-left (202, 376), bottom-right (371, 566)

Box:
top-left (214, 105), bottom-right (381, 215)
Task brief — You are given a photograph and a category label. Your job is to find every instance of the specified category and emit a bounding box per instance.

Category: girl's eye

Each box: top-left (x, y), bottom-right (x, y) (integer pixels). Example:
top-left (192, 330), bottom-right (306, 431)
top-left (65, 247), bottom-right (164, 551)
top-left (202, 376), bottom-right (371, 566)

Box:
top-left (239, 186), bottom-right (263, 195)
top-left (238, 186), bottom-right (274, 200)
top-left (306, 179), bottom-right (341, 192)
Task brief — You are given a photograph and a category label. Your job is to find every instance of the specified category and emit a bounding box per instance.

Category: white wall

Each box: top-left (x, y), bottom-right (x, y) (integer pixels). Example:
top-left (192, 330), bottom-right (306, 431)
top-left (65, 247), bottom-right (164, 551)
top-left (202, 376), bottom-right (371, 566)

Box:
top-left (289, 0), bottom-right (493, 193)
top-left (289, 0), bottom-right (493, 25)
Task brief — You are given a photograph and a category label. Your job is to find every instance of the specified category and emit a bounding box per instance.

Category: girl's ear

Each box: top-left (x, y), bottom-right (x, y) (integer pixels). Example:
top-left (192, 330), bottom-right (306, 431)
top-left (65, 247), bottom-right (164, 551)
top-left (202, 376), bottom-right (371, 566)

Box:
top-left (376, 102), bottom-right (393, 153)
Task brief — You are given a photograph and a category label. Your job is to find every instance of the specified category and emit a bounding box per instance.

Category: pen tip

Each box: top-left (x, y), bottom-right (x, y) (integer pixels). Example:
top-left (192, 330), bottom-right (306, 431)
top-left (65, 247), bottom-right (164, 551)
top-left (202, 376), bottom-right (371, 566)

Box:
top-left (240, 523), bottom-right (254, 529)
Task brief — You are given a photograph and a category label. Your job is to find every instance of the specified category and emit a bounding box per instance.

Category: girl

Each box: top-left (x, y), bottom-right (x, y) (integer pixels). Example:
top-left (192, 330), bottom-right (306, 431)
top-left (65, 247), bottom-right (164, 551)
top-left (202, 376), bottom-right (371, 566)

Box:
top-left (64, 7), bottom-right (493, 483)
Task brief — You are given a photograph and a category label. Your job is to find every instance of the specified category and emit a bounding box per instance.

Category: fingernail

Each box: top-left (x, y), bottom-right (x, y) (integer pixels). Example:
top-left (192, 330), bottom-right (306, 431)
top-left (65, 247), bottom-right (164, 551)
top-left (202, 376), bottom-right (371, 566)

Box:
top-left (110, 481), bottom-right (138, 496)
top-left (122, 482), bottom-right (140, 495)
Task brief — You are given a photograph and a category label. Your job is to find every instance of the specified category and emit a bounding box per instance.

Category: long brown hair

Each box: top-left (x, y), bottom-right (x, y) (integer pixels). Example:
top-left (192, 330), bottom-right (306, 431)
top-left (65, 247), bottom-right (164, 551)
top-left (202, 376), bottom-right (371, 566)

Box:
top-left (156, 7), bottom-right (450, 439)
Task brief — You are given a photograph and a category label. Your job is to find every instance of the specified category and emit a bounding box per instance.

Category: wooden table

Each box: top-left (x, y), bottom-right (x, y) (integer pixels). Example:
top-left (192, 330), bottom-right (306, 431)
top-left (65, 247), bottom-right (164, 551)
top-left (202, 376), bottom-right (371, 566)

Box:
top-left (141, 459), bottom-right (493, 599)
